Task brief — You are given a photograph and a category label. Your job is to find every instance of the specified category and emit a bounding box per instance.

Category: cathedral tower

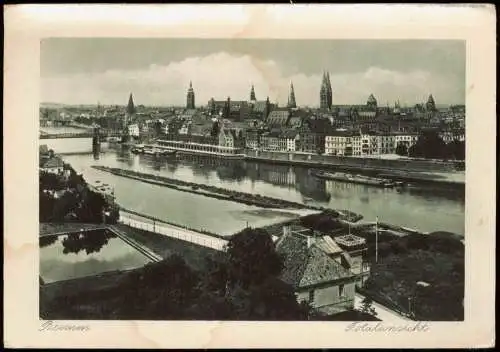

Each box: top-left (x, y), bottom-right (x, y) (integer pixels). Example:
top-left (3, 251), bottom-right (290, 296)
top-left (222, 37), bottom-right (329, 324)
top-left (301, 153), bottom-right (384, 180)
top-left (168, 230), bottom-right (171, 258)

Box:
top-left (250, 84), bottom-right (256, 101)
top-left (124, 92), bottom-right (136, 128)
top-left (320, 71), bottom-right (332, 110)
top-left (426, 94), bottom-right (436, 112)
top-left (186, 81), bottom-right (195, 109)
top-left (288, 82), bottom-right (297, 108)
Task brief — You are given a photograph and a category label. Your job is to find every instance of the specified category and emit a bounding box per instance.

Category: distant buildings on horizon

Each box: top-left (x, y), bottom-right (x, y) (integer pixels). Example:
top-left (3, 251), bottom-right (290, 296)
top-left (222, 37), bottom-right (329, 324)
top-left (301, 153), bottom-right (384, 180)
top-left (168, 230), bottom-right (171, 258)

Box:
top-left (41, 68), bottom-right (464, 109)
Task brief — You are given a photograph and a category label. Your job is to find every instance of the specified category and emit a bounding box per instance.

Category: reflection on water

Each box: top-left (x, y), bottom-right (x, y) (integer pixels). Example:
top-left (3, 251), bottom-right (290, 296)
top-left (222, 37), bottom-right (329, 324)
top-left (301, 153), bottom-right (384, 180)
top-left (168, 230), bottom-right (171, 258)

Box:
top-left (40, 229), bottom-right (152, 283)
top-left (61, 141), bottom-right (465, 235)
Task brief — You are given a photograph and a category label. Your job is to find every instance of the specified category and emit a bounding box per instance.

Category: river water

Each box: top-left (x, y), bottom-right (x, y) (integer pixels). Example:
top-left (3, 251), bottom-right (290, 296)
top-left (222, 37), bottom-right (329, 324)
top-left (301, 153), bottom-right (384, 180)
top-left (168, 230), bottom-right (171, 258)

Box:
top-left (42, 137), bottom-right (465, 237)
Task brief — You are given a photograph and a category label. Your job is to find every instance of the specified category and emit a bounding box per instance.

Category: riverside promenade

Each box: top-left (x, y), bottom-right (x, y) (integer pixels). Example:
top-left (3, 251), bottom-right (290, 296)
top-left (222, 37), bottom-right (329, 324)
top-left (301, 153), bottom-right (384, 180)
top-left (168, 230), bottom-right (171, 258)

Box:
top-left (354, 292), bottom-right (413, 323)
top-left (118, 213), bottom-right (227, 251)
top-left (117, 211), bottom-right (281, 251)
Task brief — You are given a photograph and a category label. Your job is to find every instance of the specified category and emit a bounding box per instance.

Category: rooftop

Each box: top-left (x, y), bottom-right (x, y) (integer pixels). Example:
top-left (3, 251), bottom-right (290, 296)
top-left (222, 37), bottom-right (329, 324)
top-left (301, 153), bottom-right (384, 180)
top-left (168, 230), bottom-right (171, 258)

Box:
top-left (334, 234), bottom-right (366, 248)
top-left (275, 232), bottom-right (354, 289)
top-left (314, 235), bottom-right (344, 256)
top-left (41, 156), bottom-right (64, 169)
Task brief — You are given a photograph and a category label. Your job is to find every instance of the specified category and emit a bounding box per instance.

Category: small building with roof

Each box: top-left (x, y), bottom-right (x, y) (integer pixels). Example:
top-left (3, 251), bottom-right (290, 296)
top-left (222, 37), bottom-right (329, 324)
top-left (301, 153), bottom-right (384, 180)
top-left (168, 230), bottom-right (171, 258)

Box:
top-left (333, 233), bottom-right (370, 286)
top-left (276, 225), bottom-right (357, 315)
top-left (40, 155), bottom-right (65, 175)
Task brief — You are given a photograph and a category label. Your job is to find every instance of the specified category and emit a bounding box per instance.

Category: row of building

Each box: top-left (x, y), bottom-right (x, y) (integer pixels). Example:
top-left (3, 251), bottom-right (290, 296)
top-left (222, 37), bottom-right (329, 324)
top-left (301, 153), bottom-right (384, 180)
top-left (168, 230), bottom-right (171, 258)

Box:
top-left (245, 124), bottom-right (464, 156)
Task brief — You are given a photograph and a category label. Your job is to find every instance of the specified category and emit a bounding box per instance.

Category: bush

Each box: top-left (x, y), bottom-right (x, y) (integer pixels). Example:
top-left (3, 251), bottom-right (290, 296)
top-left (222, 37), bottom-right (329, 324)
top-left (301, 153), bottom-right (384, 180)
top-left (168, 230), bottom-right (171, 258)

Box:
top-left (364, 234), bottom-right (464, 321)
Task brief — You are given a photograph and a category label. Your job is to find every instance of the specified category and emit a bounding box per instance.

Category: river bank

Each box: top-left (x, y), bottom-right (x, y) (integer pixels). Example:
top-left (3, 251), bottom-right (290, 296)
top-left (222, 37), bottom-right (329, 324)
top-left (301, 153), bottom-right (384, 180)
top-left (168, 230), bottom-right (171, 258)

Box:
top-left (245, 155), bottom-right (465, 189)
top-left (90, 166), bottom-right (458, 239)
top-left (57, 146), bottom-right (464, 235)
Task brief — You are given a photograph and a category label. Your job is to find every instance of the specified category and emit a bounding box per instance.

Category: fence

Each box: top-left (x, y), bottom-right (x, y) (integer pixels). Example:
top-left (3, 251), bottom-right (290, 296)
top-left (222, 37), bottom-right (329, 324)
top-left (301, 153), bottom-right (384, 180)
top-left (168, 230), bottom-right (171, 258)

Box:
top-left (117, 205), bottom-right (226, 239)
top-left (119, 214), bottom-right (226, 251)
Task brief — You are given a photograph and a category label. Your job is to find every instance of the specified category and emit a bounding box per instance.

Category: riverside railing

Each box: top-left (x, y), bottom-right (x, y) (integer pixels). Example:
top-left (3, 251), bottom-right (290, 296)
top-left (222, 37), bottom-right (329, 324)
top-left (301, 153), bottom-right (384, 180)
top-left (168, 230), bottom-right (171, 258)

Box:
top-left (117, 206), bottom-right (228, 240)
top-left (118, 214), bottom-right (226, 251)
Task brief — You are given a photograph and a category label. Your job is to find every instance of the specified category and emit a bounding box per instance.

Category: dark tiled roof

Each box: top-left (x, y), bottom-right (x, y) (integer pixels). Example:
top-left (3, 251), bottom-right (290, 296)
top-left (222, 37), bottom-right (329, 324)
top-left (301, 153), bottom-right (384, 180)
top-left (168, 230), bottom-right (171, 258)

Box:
top-left (252, 101), bottom-right (267, 112)
top-left (267, 110), bottom-right (290, 126)
top-left (300, 246), bottom-right (353, 287)
top-left (42, 156), bottom-right (64, 169)
top-left (275, 234), bottom-right (310, 288)
top-left (281, 129), bottom-right (299, 139)
top-left (276, 233), bottom-right (354, 289)
top-left (262, 130), bottom-right (281, 138)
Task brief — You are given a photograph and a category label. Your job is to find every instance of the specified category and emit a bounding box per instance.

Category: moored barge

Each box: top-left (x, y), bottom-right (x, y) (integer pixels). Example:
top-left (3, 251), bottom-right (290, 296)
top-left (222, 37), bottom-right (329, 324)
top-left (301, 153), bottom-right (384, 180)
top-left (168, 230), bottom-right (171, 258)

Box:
top-left (313, 170), bottom-right (397, 188)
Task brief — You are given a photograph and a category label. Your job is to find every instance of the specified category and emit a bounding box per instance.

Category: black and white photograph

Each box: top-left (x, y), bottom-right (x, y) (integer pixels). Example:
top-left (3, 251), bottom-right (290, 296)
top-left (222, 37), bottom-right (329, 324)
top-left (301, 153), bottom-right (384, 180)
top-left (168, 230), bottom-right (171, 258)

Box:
top-left (38, 37), bottom-right (466, 322)
top-left (4, 4), bottom-right (496, 349)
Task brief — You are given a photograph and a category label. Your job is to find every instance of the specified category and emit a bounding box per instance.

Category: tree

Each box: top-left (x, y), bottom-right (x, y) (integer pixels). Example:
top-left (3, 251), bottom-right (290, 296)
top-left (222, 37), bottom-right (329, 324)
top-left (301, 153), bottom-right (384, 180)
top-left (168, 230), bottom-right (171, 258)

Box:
top-left (364, 234), bottom-right (464, 321)
top-left (61, 230), bottom-right (116, 255)
top-left (39, 171), bottom-right (66, 191)
top-left (445, 140), bottom-right (465, 160)
top-left (210, 120), bottom-right (220, 138)
top-left (117, 255), bottom-right (200, 319)
top-left (395, 142), bottom-right (408, 156)
top-left (359, 297), bottom-right (378, 317)
top-left (409, 130), bottom-right (447, 159)
top-left (225, 227), bottom-right (283, 288)
top-left (153, 120), bottom-right (163, 137)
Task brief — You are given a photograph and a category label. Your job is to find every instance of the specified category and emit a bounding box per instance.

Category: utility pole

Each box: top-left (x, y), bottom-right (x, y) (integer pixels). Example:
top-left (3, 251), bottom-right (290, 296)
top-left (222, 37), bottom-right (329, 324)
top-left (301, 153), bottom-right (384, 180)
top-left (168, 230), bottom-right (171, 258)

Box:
top-left (408, 296), bottom-right (413, 317)
top-left (375, 216), bottom-right (379, 263)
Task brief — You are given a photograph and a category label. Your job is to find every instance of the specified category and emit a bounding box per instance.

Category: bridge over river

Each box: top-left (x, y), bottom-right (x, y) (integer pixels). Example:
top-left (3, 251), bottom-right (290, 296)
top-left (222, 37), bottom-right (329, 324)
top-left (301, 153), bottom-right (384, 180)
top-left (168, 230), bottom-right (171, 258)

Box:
top-left (40, 130), bottom-right (122, 139)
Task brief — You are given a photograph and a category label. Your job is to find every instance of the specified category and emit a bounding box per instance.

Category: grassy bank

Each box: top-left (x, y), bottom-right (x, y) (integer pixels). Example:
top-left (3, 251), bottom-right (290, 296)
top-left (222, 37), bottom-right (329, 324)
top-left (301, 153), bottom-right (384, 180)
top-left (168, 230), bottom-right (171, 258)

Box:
top-left (113, 224), bottom-right (223, 270)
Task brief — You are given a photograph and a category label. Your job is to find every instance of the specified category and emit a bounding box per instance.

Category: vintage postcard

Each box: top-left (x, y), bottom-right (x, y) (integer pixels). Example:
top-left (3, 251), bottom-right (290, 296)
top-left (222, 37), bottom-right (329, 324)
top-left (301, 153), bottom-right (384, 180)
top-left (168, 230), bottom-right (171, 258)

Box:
top-left (3, 4), bottom-right (496, 349)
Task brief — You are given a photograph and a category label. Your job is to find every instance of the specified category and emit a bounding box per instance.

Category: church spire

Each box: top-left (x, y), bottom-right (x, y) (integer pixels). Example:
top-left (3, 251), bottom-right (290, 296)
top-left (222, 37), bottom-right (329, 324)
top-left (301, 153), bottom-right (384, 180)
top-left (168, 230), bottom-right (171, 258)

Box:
top-left (250, 84), bottom-right (256, 101)
top-left (426, 94), bottom-right (436, 111)
top-left (126, 93), bottom-right (135, 115)
top-left (186, 81), bottom-right (195, 109)
top-left (320, 70), bottom-right (332, 111)
top-left (288, 81), bottom-right (297, 108)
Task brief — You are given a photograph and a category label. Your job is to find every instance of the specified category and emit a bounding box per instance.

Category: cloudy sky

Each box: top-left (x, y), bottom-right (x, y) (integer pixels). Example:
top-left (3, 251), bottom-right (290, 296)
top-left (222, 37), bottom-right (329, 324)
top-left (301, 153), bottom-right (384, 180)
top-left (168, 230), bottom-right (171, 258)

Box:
top-left (41, 39), bottom-right (465, 107)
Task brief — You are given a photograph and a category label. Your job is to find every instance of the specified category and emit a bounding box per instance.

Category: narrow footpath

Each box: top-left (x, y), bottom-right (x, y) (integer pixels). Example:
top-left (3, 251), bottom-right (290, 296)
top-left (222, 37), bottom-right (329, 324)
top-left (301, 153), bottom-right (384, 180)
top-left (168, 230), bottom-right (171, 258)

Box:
top-left (354, 292), bottom-right (413, 323)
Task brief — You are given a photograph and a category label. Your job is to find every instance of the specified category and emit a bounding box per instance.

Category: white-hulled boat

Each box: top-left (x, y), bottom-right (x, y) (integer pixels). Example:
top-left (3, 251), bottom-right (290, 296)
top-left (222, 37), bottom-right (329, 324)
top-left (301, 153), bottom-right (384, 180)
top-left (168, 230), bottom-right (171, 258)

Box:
top-left (153, 140), bottom-right (245, 160)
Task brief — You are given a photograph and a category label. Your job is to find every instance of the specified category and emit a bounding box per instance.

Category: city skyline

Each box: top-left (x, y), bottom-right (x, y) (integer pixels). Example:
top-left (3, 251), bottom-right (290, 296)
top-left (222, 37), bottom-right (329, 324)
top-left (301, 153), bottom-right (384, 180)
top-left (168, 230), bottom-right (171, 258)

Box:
top-left (41, 39), bottom-right (465, 107)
